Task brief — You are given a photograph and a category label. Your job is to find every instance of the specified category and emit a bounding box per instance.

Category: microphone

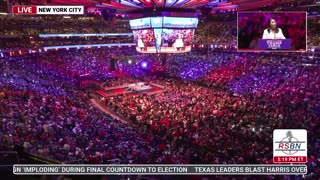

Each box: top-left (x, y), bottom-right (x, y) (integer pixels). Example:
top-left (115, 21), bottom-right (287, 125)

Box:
top-left (286, 131), bottom-right (293, 154)
top-left (286, 131), bottom-right (293, 142)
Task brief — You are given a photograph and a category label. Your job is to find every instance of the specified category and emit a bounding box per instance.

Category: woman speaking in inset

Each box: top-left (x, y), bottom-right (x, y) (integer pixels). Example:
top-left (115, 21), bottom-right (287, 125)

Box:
top-left (262, 18), bottom-right (286, 39)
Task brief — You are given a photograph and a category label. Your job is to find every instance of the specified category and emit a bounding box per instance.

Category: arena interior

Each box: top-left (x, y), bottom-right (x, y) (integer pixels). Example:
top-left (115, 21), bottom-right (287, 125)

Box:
top-left (0, 0), bottom-right (320, 179)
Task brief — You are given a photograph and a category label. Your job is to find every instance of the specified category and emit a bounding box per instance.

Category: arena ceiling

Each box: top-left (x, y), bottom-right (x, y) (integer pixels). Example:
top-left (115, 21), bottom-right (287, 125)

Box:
top-left (15, 0), bottom-right (295, 14)
top-left (27, 0), bottom-right (296, 12)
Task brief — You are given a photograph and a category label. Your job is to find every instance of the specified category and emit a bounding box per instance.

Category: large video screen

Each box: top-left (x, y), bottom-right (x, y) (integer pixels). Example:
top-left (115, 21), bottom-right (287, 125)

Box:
top-left (133, 28), bottom-right (195, 53)
top-left (163, 17), bottom-right (198, 28)
top-left (150, 17), bottom-right (163, 28)
top-left (160, 29), bottom-right (194, 53)
top-left (129, 17), bottom-right (198, 29)
top-left (133, 29), bottom-right (155, 53)
top-left (130, 17), bottom-right (198, 53)
top-left (237, 12), bottom-right (307, 52)
top-left (129, 18), bottom-right (151, 30)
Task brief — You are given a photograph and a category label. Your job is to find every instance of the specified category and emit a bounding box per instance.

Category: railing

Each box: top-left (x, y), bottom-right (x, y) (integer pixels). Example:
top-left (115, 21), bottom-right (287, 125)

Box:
top-left (26, 153), bottom-right (62, 164)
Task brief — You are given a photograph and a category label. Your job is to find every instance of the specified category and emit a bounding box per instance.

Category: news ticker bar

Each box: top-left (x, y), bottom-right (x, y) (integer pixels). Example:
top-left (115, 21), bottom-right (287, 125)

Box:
top-left (12, 6), bottom-right (84, 15)
top-left (13, 164), bottom-right (307, 175)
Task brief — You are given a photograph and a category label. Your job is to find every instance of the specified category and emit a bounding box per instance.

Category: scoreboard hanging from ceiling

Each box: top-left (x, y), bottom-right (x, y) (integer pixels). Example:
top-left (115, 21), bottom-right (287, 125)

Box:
top-left (129, 17), bottom-right (198, 54)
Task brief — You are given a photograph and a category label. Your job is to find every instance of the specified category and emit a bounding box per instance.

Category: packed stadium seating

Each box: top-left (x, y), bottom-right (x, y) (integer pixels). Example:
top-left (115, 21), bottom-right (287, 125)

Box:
top-left (1, 48), bottom-right (319, 178)
top-left (0, 15), bottom-right (129, 36)
top-left (194, 22), bottom-right (237, 44)
top-left (0, 36), bottom-right (134, 50)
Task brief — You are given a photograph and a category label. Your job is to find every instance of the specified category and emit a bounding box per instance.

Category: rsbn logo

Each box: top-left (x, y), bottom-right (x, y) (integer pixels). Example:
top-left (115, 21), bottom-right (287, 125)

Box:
top-left (276, 131), bottom-right (305, 155)
top-left (273, 129), bottom-right (307, 163)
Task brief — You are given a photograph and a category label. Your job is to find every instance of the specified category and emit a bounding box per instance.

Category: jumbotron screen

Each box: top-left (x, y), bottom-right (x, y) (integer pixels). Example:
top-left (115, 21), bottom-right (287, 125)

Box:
top-left (129, 17), bottom-right (198, 53)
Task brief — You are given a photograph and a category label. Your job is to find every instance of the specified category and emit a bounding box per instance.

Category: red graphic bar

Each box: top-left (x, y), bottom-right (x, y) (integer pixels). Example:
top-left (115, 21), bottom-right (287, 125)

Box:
top-left (12, 6), bottom-right (37, 14)
top-left (274, 156), bottom-right (307, 163)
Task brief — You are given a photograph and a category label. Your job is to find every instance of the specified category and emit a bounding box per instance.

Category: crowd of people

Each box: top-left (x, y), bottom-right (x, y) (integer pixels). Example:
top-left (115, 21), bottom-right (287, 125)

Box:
top-left (0, 36), bottom-right (134, 50)
top-left (0, 15), bottom-right (129, 36)
top-left (104, 71), bottom-right (320, 179)
top-left (308, 17), bottom-right (320, 47)
top-left (229, 57), bottom-right (297, 96)
top-left (194, 22), bottom-right (237, 44)
top-left (265, 0), bottom-right (319, 11)
top-left (203, 56), bottom-right (257, 89)
top-left (0, 47), bottom-right (319, 179)
top-left (165, 54), bottom-right (224, 80)
top-left (0, 15), bottom-right (109, 27)
top-left (0, 49), bottom-right (155, 165)
top-left (271, 65), bottom-right (320, 109)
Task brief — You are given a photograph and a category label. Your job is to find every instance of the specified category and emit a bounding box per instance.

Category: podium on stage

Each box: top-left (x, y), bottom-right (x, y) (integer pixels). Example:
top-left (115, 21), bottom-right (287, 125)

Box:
top-left (258, 39), bottom-right (291, 50)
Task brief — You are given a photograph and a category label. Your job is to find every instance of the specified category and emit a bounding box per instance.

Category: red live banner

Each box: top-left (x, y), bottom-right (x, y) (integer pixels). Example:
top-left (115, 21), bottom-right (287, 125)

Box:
top-left (12, 6), bottom-right (37, 14)
top-left (273, 156), bottom-right (307, 163)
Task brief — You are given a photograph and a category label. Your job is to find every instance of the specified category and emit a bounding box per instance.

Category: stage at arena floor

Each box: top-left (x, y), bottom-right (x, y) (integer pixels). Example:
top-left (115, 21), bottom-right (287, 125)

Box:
top-left (127, 82), bottom-right (152, 92)
top-left (96, 82), bottom-right (164, 97)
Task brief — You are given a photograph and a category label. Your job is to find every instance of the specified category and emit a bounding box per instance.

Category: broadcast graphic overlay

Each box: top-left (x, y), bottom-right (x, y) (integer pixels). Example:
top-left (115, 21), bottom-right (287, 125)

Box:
top-left (237, 12), bottom-right (307, 52)
top-left (273, 129), bottom-right (307, 163)
top-left (12, 6), bottom-right (84, 15)
top-left (11, 130), bottom-right (309, 176)
top-left (13, 164), bottom-right (307, 175)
